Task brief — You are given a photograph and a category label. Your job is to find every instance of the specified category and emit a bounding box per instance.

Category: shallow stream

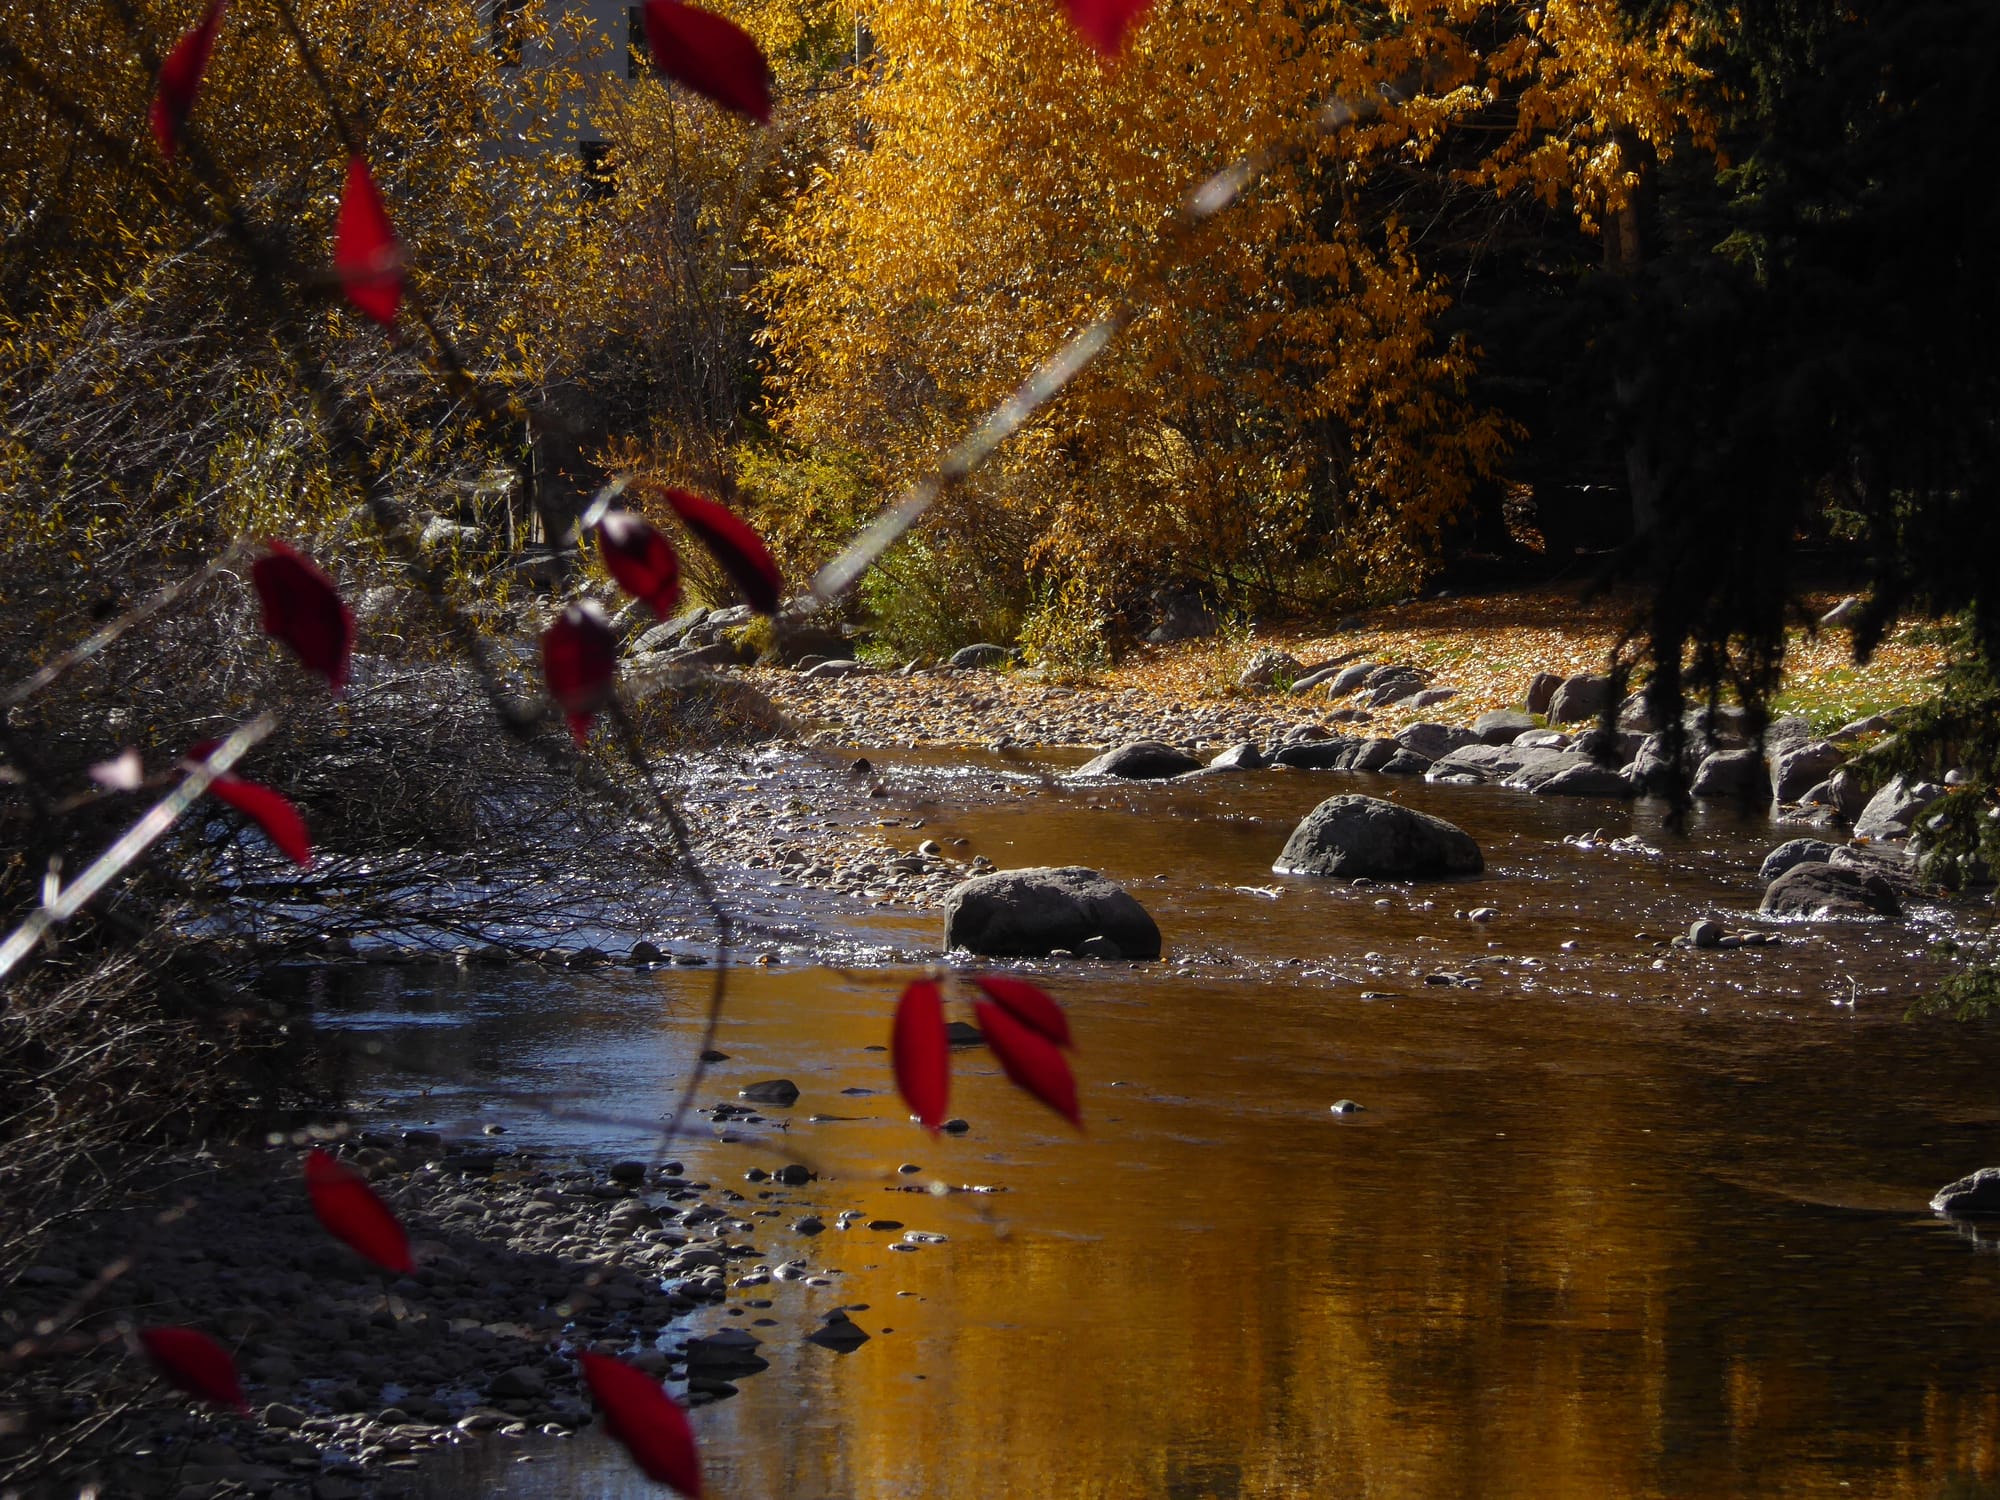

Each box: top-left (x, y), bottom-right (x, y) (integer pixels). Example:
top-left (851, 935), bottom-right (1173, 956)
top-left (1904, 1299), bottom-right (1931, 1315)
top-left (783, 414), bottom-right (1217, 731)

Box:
top-left (326, 752), bottom-right (2000, 1499)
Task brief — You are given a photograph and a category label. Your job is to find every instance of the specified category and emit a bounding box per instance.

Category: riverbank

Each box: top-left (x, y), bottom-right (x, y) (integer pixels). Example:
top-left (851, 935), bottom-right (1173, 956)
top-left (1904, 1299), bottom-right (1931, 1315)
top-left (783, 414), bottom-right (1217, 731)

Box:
top-left (2, 1130), bottom-right (848, 1497)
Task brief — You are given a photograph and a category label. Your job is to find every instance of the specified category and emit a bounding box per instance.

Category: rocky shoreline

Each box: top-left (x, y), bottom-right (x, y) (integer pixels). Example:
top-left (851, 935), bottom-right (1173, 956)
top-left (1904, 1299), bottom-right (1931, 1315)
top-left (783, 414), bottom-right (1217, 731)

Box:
top-left (7, 1128), bottom-right (867, 1498)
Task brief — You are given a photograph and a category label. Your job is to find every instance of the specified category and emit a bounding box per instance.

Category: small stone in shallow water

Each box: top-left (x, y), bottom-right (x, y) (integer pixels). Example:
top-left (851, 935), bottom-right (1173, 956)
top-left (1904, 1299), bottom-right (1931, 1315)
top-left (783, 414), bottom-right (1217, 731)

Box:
top-left (1330, 1100), bottom-right (1365, 1114)
top-left (700, 1049), bottom-right (730, 1063)
top-left (773, 1164), bottom-right (814, 1186)
top-left (898, 1163), bottom-right (922, 1174)
top-left (744, 1168), bottom-right (769, 1182)
top-left (792, 1216), bottom-right (825, 1236)
top-left (941, 1118), bottom-right (970, 1134)
top-left (1688, 919), bottom-right (1724, 949)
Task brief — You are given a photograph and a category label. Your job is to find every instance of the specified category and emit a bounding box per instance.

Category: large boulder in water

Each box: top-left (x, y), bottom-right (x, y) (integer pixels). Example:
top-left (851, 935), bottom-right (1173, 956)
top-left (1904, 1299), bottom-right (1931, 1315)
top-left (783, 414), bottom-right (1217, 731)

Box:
top-left (1932, 1168), bottom-right (2000, 1217)
top-left (944, 866), bottom-right (1162, 959)
top-left (1073, 741), bottom-right (1203, 780)
top-left (1759, 862), bottom-right (1901, 919)
top-left (1272, 795), bottom-right (1484, 880)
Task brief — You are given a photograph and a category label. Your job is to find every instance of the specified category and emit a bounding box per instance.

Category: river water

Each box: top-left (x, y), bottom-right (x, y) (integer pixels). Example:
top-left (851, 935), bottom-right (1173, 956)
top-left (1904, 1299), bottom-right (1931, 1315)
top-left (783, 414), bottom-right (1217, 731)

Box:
top-left (326, 751), bottom-right (2000, 1499)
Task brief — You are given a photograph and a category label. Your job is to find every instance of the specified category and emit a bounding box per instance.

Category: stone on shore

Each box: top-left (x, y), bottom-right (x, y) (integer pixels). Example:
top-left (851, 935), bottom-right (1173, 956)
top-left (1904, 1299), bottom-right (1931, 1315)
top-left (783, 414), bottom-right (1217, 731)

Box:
top-left (1207, 741), bottom-right (1268, 771)
top-left (1237, 648), bottom-right (1304, 691)
top-left (1472, 709), bottom-right (1537, 745)
top-left (949, 643), bottom-right (1012, 670)
top-left (1524, 672), bottom-right (1562, 716)
top-left (1396, 722), bottom-right (1481, 762)
top-left (1691, 748), bottom-right (1771, 801)
top-left (1073, 740), bottom-right (1203, 780)
top-left (944, 866), bottom-right (1163, 959)
top-left (1771, 739), bottom-right (1845, 802)
top-left (1272, 794), bottom-right (1484, 880)
top-left (1547, 672), bottom-right (1612, 724)
top-left (1853, 774), bottom-right (1945, 841)
top-left (1759, 862), bottom-right (1901, 919)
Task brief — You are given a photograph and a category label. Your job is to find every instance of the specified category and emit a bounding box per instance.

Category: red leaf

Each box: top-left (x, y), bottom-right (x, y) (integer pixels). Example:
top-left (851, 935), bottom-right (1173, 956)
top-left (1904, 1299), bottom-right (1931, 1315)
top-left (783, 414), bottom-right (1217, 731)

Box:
top-left (304, 1148), bottom-right (414, 1273)
top-left (892, 980), bottom-right (950, 1132)
top-left (581, 1352), bottom-right (703, 1495)
top-left (252, 540), bottom-right (353, 693)
top-left (542, 600), bottom-right (618, 744)
top-left (207, 774), bottom-right (312, 868)
top-left (138, 1326), bottom-right (248, 1413)
top-left (334, 156), bottom-right (403, 326)
top-left (1063, 0), bottom-right (1150, 56)
top-left (596, 509), bottom-right (681, 616)
top-left (975, 1000), bottom-right (1081, 1127)
top-left (639, 1), bottom-right (772, 123)
top-left (150, 0), bottom-right (226, 158)
top-left (972, 974), bottom-right (1072, 1049)
top-left (662, 488), bottom-right (781, 615)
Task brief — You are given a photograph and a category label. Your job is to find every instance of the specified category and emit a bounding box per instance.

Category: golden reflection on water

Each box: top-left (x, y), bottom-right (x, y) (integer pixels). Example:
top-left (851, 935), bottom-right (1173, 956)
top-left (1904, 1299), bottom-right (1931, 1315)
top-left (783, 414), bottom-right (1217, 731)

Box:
top-left (394, 770), bottom-right (2000, 1500)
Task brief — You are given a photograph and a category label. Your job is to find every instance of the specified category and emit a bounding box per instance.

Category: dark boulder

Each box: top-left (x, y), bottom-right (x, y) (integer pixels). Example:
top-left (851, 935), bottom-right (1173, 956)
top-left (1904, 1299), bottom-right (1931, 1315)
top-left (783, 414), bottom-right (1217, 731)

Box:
top-left (1759, 863), bottom-right (1901, 919)
top-left (944, 866), bottom-right (1162, 959)
top-left (1853, 774), bottom-right (1945, 841)
top-left (1272, 795), bottom-right (1483, 880)
top-left (949, 643), bottom-right (1012, 670)
top-left (1932, 1168), bottom-right (2000, 1217)
top-left (1524, 672), bottom-right (1562, 717)
top-left (1073, 741), bottom-right (1203, 780)
top-left (1758, 838), bottom-right (1836, 884)
top-left (1691, 748), bottom-right (1771, 801)
top-left (1273, 739), bottom-right (1356, 770)
top-left (1472, 709), bottom-right (1536, 746)
top-left (1547, 673), bottom-right (1612, 724)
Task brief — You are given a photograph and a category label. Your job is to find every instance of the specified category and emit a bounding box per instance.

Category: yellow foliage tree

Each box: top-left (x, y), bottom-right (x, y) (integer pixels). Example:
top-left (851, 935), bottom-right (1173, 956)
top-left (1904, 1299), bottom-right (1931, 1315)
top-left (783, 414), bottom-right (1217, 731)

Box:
top-left (758, 0), bottom-right (1713, 644)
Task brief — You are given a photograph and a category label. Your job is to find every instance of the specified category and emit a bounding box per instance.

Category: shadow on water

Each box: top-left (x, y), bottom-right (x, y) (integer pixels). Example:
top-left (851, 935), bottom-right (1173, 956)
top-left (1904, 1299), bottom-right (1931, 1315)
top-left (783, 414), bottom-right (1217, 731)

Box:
top-left (325, 753), bottom-right (2000, 1499)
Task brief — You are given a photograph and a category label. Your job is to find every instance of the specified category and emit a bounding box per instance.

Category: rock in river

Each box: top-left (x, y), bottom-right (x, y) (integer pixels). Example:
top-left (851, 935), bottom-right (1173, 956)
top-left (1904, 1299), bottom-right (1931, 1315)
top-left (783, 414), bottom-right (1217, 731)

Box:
top-left (1932, 1168), bottom-right (2000, 1217)
top-left (1759, 862), bottom-right (1901, 919)
top-left (1272, 795), bottom-right (1484, 880)
top-left (944, 866), bottom-right (1163, 959)
top-left (1074, 740), bottom-right (1203, 780)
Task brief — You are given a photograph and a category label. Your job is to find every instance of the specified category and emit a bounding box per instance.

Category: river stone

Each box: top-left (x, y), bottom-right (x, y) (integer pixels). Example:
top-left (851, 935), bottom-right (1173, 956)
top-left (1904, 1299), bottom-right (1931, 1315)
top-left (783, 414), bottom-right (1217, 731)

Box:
top-left (1758, 838), bottom-right (1836, 883)
top-left (1073, 740), bottom-right (1203, 780)
top-left (1364, 674), bottom-right (1427, 708)
top-left (1853, 774), bottom-right (1945, 841)
top-left (1932, 1168), bottom-right (2000, 1217)
top-left (1378, 749), bottom-right (1432, 777)
top-left (1524, 672), bottom-right (1562, 716)
top-left (487, 1366), bottom-right (546, 1399)
top-left (1616, 693), bottom-right (1657, 732)
top-left (1350, 738), bottom-right (1399, 773)
top-left (740, 1079), bottom-right (801, 1106)
top-left (1472, 709), bottom-right (1536, 745)
top-left (1426, 743), bottom-right (1528, 784)
top-left (803, 658), bottom-right (863, 680)
top-left (686, 1329), bottom-right (770, 1376)
top-left (1237, 648), bottom-right (1304, 691)
top-left (1402, 687), bottom-right (1458, 710)
top-left (1514, 728), bottom-right (1570, 750)
top-left (1691, 748), bottom-right (1771, 801)
top-left (949, 643), bottom-right (1011, 670)
top-left (1500, 748), bottom-right (1599, 792)
top-left (1272, 795), bottom-right (1484, 880)
top-left (1548, 672), bottom-right (1613, 724)
top-left (1273, 739), bottom-right (1356, 770)
top-left (1289, 663), bottom-right (1347, 693)
top-left (944, 866), bottom-right (1162, 959)
top-left (1208, 741), bottom-right (1268, 771)
top-left (1759, 863), bottom-right (1901, 919)
top-left (1533, 761), bottom-right (1634, 798)
top-left (1396, 722), bottom-right (1481, 762)
top-left (634, 606), bottom-right (708, 654)
top-left (1765, 714), bottom-right (1815, 750)
top-left (1772, 739), bottom-right (1845, 802)
top-left (1830, 713), bottom-right (1894, 745)
top-left (1325, 662), bottom-right (1377, 698)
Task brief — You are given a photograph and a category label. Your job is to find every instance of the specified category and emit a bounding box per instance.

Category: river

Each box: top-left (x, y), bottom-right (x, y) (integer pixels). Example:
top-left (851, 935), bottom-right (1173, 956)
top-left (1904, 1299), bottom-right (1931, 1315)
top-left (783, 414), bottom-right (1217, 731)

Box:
top-left (324, 749), bottom-right (2000, 1499)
